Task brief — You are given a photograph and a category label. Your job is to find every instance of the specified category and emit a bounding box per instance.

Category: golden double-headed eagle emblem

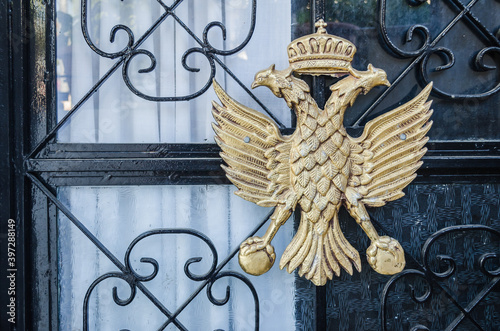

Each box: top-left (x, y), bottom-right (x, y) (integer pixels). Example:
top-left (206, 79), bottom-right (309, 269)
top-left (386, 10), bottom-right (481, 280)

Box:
top-left (212, 20), bottom-right (433, 286)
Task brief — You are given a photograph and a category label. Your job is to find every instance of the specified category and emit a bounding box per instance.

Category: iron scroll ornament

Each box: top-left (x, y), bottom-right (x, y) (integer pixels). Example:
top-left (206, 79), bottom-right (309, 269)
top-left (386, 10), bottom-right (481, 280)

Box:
top-left (28, 173), bottom-right (264, 331)
top-left (381, 224), bottom-right (500, 330)
top-left (28, 0), bottom-right (283, 160)
top-left (79, 0), bottom-right (280, 122)
top-left (212, 21), bottom-right (433, 286)
top-left (80, 0), bottom-right (255, 100)
top-left (82, 229), bottom-right (260, 331)
top-left (359, 0), bottom-right (500, 128)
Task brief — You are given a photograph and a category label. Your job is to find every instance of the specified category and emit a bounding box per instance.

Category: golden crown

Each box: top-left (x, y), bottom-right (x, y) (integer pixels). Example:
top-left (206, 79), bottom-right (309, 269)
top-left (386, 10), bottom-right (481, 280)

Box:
top-left (288, 20), bottom-right (356, 76)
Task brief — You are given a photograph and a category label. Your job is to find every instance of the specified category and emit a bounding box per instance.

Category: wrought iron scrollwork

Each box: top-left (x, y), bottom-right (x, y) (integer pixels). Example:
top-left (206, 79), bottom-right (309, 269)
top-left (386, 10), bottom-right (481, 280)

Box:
top-left (28, 0), bottom-right (282, 159)
top-left (354, 0), bottom-right (500, 126)
top-left (206, 271), bottom-right (260, 327)
top-left (81, 0), bottom-right (135, 59)
top-left (82, 229), bottom-right (260, 331)
top-left (80, 0), bottom-right (260, 103)
top-left (381, 225), bottom-right (500, 331)
top-left (379, 0), bottom-right (500, 99)
top-left (27, 173), bottom-right (265, 331)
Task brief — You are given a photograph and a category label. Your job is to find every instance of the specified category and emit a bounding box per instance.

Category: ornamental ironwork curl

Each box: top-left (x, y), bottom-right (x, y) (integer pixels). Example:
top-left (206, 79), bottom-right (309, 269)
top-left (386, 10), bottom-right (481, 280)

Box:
top-left (379, 0), bottom-right (500, 99)
top-left (81, 0), bottom-right (257, 102)
top-left (28, 0), bottom-right (283, 160)
top-left (28, 172), bottom-right (267, 330)
top-left (206, 271), bottom-right (260, 327)
top-left (83, 229), bottom-right (260, 331)
top-left (352, 0), bottom-right (500, 127)
top-left (381, 224), bottom-right (500, 331)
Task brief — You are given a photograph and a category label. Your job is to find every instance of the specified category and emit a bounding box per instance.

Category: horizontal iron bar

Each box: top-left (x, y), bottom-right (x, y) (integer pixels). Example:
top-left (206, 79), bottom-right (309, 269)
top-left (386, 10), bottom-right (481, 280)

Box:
top-left (43, 173), bottom-right (230, 186)
top-left (27, 140), bottom-right (500, 186)
top-left (26, 158), bottom-right (223, 172)
top-left (43, 143), bottom-right (222, 159)
top-left (26, 155), bottom-right (500, 173)
top-left (41, 140), bottom-right (500, 158)
top-left (38, 171), bottom-right (500, 187)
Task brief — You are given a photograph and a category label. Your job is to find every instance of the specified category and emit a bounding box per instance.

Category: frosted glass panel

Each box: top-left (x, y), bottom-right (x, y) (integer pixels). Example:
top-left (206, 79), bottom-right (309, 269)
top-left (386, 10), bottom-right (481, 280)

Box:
top-left (56, 0), bottom-right (292, 143)
top-left (57, 185), bottom-right (296, 330)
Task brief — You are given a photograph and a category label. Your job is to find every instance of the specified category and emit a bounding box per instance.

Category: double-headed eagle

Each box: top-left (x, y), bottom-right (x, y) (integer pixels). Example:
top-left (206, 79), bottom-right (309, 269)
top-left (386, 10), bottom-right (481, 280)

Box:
top-left (212, 21), bottom-right (432, 286)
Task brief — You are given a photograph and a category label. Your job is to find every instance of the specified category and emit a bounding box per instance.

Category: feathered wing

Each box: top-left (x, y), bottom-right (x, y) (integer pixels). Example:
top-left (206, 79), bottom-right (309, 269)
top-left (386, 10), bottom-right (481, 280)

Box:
top-left (348, 83), bottom-right (433, 207)
top-left (212, 80), bottom-right (294, 207)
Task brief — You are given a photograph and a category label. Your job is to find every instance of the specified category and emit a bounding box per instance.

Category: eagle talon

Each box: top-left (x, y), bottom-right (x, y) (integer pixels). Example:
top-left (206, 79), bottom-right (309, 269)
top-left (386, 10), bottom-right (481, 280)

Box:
top-left (366, 236), bottom-right (405, 275)
top-left (240, 237), bottom-right (265, 255)
top-left (238, 237), bottom-right (276, 276)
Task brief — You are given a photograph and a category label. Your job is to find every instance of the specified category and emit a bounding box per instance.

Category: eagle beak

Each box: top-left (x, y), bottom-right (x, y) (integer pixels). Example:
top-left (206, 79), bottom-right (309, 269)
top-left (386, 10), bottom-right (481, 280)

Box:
top-left (251, 81), bottom-right (259, 89)
top-left (382, 78), bottom-right (391, 87)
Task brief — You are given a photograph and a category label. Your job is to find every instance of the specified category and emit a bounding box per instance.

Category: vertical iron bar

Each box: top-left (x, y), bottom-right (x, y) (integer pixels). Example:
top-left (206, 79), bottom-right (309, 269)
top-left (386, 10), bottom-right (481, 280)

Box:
top-left (0, 1), bottom-right (13, 330)
top-left (311, 2), bottom-right (327, 331)
top-left (312, 0), bottom-right (326, 109)
top-left (11, 0), bottom-right (30, 329)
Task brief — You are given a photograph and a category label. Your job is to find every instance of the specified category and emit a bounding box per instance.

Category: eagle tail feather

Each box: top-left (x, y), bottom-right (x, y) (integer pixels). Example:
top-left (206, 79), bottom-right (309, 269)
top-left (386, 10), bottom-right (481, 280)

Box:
top-left (280, 212), bottom-right (361, 286)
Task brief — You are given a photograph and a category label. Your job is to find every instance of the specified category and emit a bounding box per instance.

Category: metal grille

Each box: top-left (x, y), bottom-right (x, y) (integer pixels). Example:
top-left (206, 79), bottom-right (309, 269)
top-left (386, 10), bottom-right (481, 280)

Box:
top-left (2, 0), bottom-right (499, 330)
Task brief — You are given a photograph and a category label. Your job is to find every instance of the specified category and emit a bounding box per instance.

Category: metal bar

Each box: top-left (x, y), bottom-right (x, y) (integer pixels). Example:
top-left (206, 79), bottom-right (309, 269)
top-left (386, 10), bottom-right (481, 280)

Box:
top-left (311, 0), bottom-right (326, 109)
top-left (353, 0), bottom-right (483, 127)
top-left (158, 208), bottom-right (274, 330)
top-left (0, 4), bottom-right (13, 329)
top-left (43, 143), bottom-right (222, 158)
top-left (7, 0), bottom-right (29, 329)
top-left (39, 140), bottom-right (500, 158)
top-left (446, 0), bottom-right (500, 47)
top-left (26, 173), bottom-right (189, 330)
top-left (38, 171), bottom-right (500, 188)
top-left (26, 158), bottom-right (223, 172)
top-left (445, 276), bottom-right (499, 330)
top-left (26, 2), bottom-right (181, 159)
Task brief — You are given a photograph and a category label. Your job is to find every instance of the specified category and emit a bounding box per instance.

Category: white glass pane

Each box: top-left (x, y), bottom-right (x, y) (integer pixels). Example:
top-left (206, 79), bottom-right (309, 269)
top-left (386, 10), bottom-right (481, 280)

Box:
top-left (58, 185), bottom-right (296, 330)
top-left (56, 0), bottom-right (292, 143)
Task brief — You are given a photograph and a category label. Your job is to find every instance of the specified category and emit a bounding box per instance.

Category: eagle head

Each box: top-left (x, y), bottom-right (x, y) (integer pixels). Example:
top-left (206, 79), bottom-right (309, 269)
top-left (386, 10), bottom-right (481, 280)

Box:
top-left (251, 64), bottom-right (292, 98)
top-left (357, 64), bottom-right (391, 94)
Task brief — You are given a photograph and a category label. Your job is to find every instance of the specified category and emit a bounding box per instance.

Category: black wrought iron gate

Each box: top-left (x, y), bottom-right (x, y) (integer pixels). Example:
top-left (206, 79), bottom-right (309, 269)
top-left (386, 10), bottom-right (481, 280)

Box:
top-left (0, 0), bottom-right (499, 330)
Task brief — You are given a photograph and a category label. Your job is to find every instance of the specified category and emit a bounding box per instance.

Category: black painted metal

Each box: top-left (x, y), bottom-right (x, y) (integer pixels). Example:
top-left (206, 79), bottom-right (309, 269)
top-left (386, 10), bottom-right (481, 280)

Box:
top-left (0, 1), bottom-right (12, 327)
top-left (81, 229), bottom-right (250, 331)
top-left (310, 2), bottom-right (328, 330)
top-left (0, 0), bottom-right (32, 330)
top-left (2, 0), bottom-right (498, 330)
top-left (351, 0), bottom-right (500, 128)
top-left (323, 1), bottom-right (498, 329)
top-left (381, 225), bottom-right (500, 331)
top-left (30, 170), bottom-right (267, 331)
top-left (27, 0), bottom-right (284, 160)
top-left (28, 173), bottom-right (188, 330)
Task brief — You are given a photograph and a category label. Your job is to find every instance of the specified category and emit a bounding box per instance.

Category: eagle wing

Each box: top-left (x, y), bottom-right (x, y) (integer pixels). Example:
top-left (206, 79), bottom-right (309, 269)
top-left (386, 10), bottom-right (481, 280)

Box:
top-left (212, 80), bottom-right (294, 207)
top-left (347, 83), bottom-right (433, 207)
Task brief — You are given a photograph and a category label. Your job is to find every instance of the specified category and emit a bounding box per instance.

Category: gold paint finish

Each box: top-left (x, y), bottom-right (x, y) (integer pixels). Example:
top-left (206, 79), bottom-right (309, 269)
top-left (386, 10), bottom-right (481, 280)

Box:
top-left (212, 21), bottom-right (433, 286)
top-left (288, 20), bottom-right (356, 76)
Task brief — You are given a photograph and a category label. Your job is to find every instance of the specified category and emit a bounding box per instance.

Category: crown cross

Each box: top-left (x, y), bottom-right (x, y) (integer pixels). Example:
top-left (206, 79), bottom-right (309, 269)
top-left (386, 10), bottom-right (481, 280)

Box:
top-left (315, 19), bottom-right (327, 34)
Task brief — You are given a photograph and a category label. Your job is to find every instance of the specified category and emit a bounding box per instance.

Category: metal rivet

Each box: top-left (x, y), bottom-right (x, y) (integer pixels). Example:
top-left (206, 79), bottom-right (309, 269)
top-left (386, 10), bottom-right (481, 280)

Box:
top-left (400, 133), bottom-right (407, 140)
top-left (244, 136), bottom-right (250, 143)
